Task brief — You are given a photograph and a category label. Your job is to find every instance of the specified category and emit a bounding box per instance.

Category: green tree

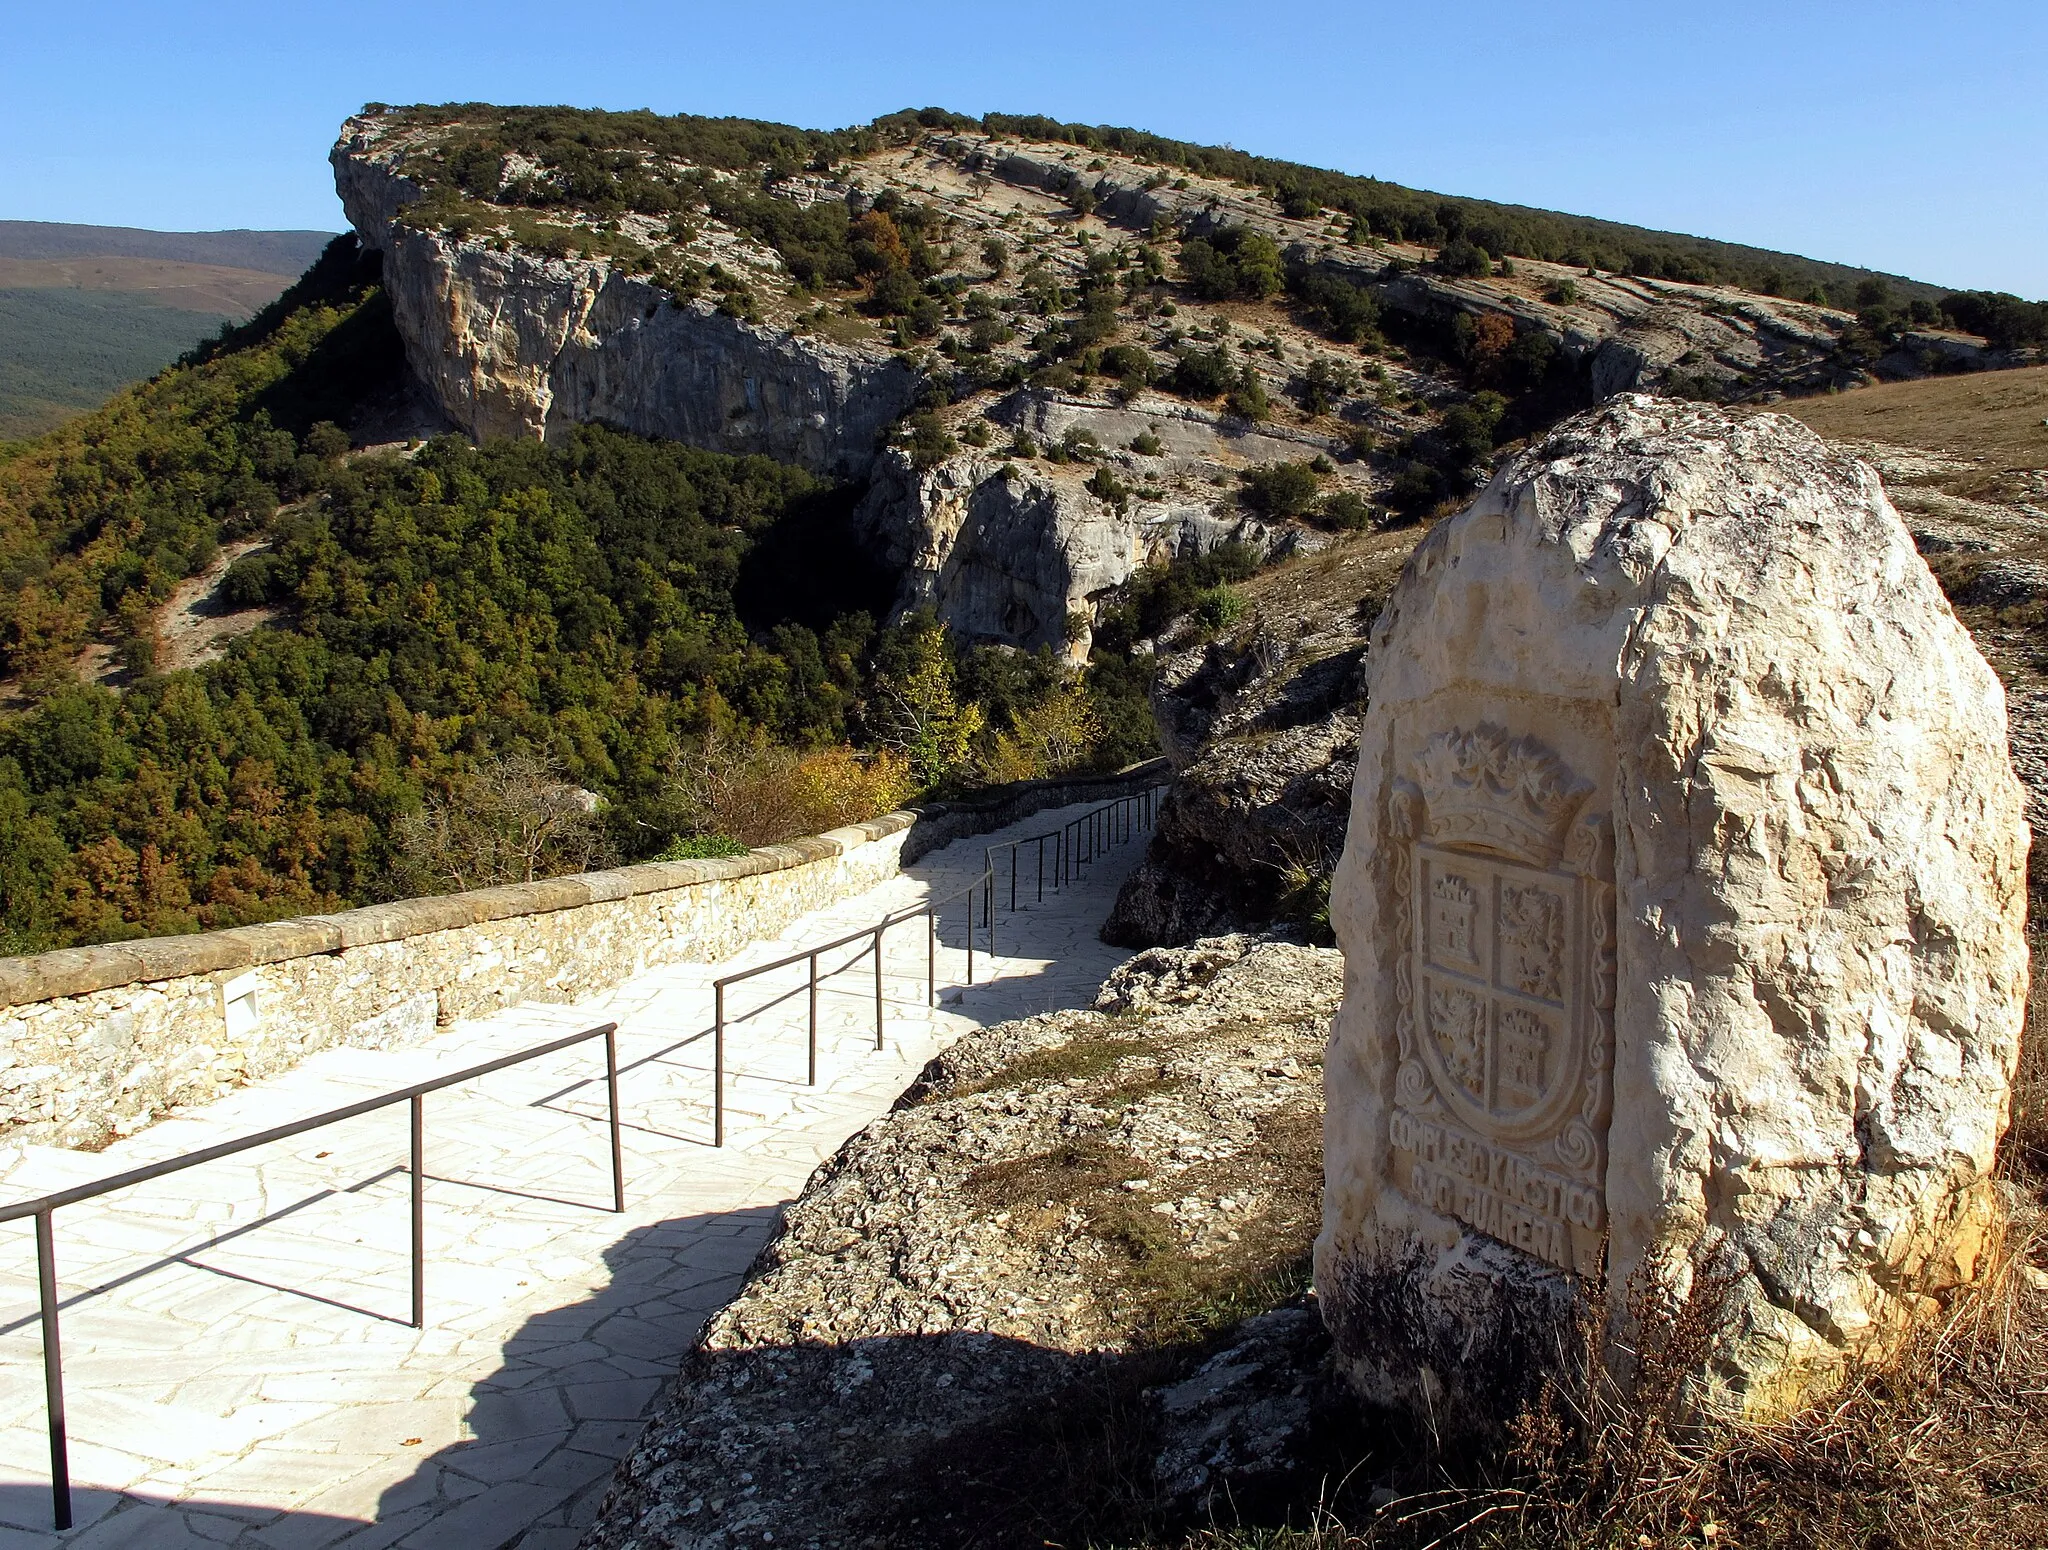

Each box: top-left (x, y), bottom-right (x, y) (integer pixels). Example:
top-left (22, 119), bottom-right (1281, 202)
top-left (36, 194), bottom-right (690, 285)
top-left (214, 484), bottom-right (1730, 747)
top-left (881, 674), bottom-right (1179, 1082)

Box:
top-left (866, 623), bottom-right (983, 786)
top-left (1240, 461), bottom-right (1322, 517)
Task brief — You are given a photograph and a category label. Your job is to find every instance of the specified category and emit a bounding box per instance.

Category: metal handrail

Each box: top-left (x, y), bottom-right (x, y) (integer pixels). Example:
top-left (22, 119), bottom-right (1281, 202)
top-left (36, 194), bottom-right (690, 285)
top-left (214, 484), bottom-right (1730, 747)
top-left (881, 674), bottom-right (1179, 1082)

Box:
top-left (5, 787), bottom-right (1171, 1529)
top-left (708, 783), bottom-right (1168, 1146)
top-left (710, 867), bottom-right (994, 1147)
top-left (985, 783), bottom-right (1166, 911)
top-left (5, 1020), bottom-right (624, 1531)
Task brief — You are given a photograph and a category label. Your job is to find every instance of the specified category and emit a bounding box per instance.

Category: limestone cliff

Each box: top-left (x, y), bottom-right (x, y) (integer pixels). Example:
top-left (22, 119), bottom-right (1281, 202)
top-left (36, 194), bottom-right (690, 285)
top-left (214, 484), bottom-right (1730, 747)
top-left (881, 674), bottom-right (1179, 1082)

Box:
top-left (333, 116), bottom-right (916, 476)
top-left (855, 389), bottom-right (1348, 653)
top-left (1101, 530), bottom-right (1417, 944)
top-left (328, 104), bottom-right (2025, 654)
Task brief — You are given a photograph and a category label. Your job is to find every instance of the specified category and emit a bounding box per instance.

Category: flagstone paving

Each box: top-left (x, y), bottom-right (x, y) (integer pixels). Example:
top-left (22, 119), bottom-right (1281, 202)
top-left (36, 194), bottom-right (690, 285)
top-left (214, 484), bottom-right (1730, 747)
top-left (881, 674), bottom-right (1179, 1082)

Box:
top-left (0, 800), bottom-right (1152, 1548)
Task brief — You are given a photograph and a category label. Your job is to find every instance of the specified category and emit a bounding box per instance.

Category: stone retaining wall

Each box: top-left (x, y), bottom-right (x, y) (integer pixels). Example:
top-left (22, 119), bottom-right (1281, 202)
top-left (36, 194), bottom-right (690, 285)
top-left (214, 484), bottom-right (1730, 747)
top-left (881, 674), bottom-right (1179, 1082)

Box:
top-left (0, 761), bottom-right (1169, 1150)
top-left (899, 758), bottom-right (1170, 861)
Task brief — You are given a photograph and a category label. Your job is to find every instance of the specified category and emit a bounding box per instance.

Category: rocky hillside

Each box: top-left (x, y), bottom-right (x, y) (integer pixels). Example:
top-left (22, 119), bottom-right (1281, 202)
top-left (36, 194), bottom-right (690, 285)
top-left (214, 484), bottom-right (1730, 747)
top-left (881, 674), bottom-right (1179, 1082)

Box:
top-left (1103, 527), bottom-right (1411, 945)
top-left (583, 935), bottom-right (1345, 1549)
top-left (1107, 375), bottom-right (2048, 948)
top-left (330, 105), bottom-right (2038, 658)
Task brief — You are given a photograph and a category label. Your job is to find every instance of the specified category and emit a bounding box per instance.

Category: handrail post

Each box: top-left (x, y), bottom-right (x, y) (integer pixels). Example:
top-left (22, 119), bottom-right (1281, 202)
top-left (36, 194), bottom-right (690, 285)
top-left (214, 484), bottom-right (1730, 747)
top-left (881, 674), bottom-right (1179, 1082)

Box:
top-left (985, 870), bottom-right (995, 961)
top-left (36, 1209), bottom-right (70, 1532)
top-left (966, 887), bottom-right (975, 985)
top-left (808, 952), bottom-right (820, 1086)
top-left (1037, 835), bottom-right (1045, 903)
top-left (873, 926), bottom-right (886, 1051)
top-left (409, 1095), bottom-right (425, 1329)
top-left (713, 983), bottom-right (726, 1148)
top-left (927, 908), bottom-right (937, 1006)
top-left (605, 1026), bottom-right (625, 1214)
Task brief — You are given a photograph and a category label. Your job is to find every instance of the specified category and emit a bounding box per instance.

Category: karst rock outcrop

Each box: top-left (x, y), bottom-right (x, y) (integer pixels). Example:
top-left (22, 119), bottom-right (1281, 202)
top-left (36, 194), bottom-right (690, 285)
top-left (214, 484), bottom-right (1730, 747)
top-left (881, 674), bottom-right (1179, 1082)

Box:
top-left (1317, 394), bottom-right (2030, 1429)
top-left (333, 118), bottom-right (917, 476)
top-left (331, 105), bottom-right (2016, 655)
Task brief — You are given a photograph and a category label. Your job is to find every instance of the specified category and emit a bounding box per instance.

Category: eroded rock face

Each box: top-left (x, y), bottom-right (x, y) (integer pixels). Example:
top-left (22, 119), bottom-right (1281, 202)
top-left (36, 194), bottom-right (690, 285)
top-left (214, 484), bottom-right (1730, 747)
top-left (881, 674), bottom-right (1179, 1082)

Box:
top-left (1306, 249), bottom-right (1869, 400)
top-left (333, 122), bottom-right (915, 475)
top-left (1317, 395), bottom-right (2030, 1431)
top-left (854, 395), bottom-right (1326, 654)
top-left (1105, 564), bottom-right (1375, 946)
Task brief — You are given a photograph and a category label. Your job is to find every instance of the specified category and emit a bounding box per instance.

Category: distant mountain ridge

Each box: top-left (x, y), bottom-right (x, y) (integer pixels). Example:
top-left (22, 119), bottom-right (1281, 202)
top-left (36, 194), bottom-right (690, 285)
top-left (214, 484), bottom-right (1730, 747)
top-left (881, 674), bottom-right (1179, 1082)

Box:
top-left (0, 221), bottom-right (340, 439)
top-left (0, 221), bottom-right (335, 275)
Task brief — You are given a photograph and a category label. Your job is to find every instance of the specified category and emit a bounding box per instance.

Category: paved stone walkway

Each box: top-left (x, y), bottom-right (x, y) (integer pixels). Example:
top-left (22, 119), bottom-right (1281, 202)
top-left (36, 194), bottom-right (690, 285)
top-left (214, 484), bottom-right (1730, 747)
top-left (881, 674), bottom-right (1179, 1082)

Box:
top-left (0, 802), bottom-right (1150, 1548)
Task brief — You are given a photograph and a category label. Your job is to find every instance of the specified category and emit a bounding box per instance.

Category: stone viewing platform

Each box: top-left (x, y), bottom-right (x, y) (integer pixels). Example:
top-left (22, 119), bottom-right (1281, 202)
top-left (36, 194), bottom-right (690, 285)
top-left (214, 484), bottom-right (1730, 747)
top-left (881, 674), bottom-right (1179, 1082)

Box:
top-left (0, 797), bottom-right (1152, 1547)
top-left (0, 763), bottom-right (1164, 1151)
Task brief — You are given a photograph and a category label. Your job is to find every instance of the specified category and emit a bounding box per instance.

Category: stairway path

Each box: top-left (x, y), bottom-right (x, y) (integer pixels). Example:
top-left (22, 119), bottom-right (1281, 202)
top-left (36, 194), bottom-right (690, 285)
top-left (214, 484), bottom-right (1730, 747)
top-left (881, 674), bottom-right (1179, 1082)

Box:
top-left (0, 801), bottom-right (1149, 1549)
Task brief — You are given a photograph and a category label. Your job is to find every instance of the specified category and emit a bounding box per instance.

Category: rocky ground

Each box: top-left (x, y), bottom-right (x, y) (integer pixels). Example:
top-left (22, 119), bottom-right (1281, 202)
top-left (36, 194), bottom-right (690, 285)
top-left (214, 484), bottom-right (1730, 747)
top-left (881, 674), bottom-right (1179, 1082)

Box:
top-left (1104, 525), bottom-right (1412, 945)
top-left (581, 935), bottom-right (1350, 1550)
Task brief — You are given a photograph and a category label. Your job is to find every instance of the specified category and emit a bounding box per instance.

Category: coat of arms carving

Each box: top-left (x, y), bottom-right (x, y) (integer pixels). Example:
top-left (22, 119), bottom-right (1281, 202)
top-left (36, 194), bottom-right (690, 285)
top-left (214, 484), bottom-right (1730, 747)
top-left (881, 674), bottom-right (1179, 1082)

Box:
top-left (1386, 724), bottom-right (1615, 1274)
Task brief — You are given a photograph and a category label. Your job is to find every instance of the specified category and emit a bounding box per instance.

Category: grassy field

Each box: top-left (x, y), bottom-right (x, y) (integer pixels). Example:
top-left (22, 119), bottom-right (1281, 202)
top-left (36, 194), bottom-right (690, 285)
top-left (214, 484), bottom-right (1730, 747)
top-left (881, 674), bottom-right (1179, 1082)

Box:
top-left (1776, 364), bottom-right (2048, 469)
top-left (0, 286), bottom-right (233, 439)
top-left (0, 255), bottom-right (292, 315)
top-left (0, 222), bottom-right (334, 441)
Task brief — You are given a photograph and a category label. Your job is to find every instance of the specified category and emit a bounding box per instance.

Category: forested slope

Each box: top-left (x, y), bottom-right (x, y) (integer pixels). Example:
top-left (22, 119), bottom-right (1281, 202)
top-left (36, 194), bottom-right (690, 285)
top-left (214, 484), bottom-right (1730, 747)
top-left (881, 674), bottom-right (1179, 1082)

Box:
top-left (0, 240), bottom-right (1140, 953)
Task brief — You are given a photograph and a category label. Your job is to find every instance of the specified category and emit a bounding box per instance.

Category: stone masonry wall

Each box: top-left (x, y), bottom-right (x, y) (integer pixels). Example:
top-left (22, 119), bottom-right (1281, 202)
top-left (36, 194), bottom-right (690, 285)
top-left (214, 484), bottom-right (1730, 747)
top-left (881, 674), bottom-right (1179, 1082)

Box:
top-left (0, 818), bottom-right (915, 1150)
top-left (0, 763), bottom-right (1172, 1152)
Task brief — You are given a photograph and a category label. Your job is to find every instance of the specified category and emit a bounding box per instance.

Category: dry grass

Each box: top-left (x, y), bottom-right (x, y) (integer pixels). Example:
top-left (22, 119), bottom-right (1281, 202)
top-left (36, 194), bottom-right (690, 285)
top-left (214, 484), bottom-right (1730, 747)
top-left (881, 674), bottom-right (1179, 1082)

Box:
top-left (953, 1034), bottom-right (1155, 1097)
top-left (1772, 365), bottom-right (2048, 471)
top-left (2005, 935), bottom-right (2048, 1180)
top-left (865, 1102), bottom-right (1324, 1550)
top-left (1106, 952), bottom-right (2048, 1550)
top-left (960, 1101), bottom-right (1322, 1351)
top-left (0, 255), bottom-right (291, 316)
top-left (1127, 1215), bottom-right (2048, 1550)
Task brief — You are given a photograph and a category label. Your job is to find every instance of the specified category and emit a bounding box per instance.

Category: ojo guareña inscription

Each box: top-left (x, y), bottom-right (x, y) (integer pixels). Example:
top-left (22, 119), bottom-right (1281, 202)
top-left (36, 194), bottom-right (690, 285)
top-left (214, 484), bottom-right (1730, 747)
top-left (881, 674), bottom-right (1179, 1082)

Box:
top-left (1318, 395), bottom-right (2030, 1431)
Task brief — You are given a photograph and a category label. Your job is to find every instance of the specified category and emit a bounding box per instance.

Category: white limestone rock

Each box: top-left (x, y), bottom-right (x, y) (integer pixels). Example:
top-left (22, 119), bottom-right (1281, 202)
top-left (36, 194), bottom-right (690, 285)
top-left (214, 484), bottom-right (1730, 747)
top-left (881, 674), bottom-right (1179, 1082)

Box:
top-left (332, 120), bottom-right (916, 475)
top-left (853, 440), bottom-right (1288, 656)
top-left (1315, 394), bottom-right (2030, 1430)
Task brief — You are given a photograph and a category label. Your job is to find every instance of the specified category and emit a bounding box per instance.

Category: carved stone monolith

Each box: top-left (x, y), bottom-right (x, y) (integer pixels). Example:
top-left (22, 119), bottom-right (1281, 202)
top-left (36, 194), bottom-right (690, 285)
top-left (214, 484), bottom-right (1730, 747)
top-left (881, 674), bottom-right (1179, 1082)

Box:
top-left (1316, 395), bottom-right (2029, 1430)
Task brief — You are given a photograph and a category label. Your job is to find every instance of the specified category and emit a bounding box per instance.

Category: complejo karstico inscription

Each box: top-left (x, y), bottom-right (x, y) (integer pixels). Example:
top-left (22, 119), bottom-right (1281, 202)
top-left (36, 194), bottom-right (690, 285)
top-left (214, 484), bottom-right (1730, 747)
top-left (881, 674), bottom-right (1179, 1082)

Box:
top-left (1387, 725), bottom-right (1613, 1273)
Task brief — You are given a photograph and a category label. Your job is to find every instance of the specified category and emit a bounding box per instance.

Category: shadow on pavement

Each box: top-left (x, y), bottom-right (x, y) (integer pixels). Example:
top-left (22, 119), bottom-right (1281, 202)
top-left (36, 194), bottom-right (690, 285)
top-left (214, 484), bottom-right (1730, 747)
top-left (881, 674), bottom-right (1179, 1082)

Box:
top-left (0, 1209), bottom-right (772, 1549)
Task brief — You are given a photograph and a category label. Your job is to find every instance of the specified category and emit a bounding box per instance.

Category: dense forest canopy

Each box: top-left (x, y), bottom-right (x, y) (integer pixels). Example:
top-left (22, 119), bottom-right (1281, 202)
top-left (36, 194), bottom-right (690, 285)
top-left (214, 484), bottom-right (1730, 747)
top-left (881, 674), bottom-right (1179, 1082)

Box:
top-left (0, 239), bottom-right (1151, 955)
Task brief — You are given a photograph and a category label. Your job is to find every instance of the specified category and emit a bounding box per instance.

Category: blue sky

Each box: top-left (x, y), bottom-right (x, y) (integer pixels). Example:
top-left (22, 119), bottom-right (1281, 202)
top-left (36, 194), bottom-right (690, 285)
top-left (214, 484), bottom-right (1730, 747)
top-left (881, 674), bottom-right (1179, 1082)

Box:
top-left (4, 0), bottom-right (2043, 296)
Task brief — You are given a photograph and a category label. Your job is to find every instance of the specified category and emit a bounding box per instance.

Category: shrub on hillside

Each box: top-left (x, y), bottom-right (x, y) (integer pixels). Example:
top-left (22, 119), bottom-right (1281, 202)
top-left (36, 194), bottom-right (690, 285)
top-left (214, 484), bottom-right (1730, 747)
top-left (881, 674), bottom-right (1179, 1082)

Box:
top-left (1240, 461), bottom-right (1323, 518)
top-left (1169, 344), bottom-right (1238, 400)
top-left (1297, 355), bottom-right (1357, 416)
top-left (1290, 269), bottom-right (1381, 343)
top-left (657, 732), bottom-right (915, 849)
top-left (1177, 227), bottom-right (1285, 302)
top-left (1436, 237), bottom-right (1493, 277)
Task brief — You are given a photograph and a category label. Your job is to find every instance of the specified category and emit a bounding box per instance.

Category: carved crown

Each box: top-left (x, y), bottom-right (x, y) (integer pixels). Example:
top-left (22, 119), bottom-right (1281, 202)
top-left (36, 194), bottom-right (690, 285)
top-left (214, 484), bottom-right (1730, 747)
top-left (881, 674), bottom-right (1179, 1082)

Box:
top-left (1410, 724), bottom-right (1592, 867)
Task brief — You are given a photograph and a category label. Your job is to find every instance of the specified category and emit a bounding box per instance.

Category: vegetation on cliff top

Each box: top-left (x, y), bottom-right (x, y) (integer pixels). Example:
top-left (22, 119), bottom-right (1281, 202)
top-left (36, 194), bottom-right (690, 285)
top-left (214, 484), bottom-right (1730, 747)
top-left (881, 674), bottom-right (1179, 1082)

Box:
top-left (369, 101), bottom-right (2046, 315)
